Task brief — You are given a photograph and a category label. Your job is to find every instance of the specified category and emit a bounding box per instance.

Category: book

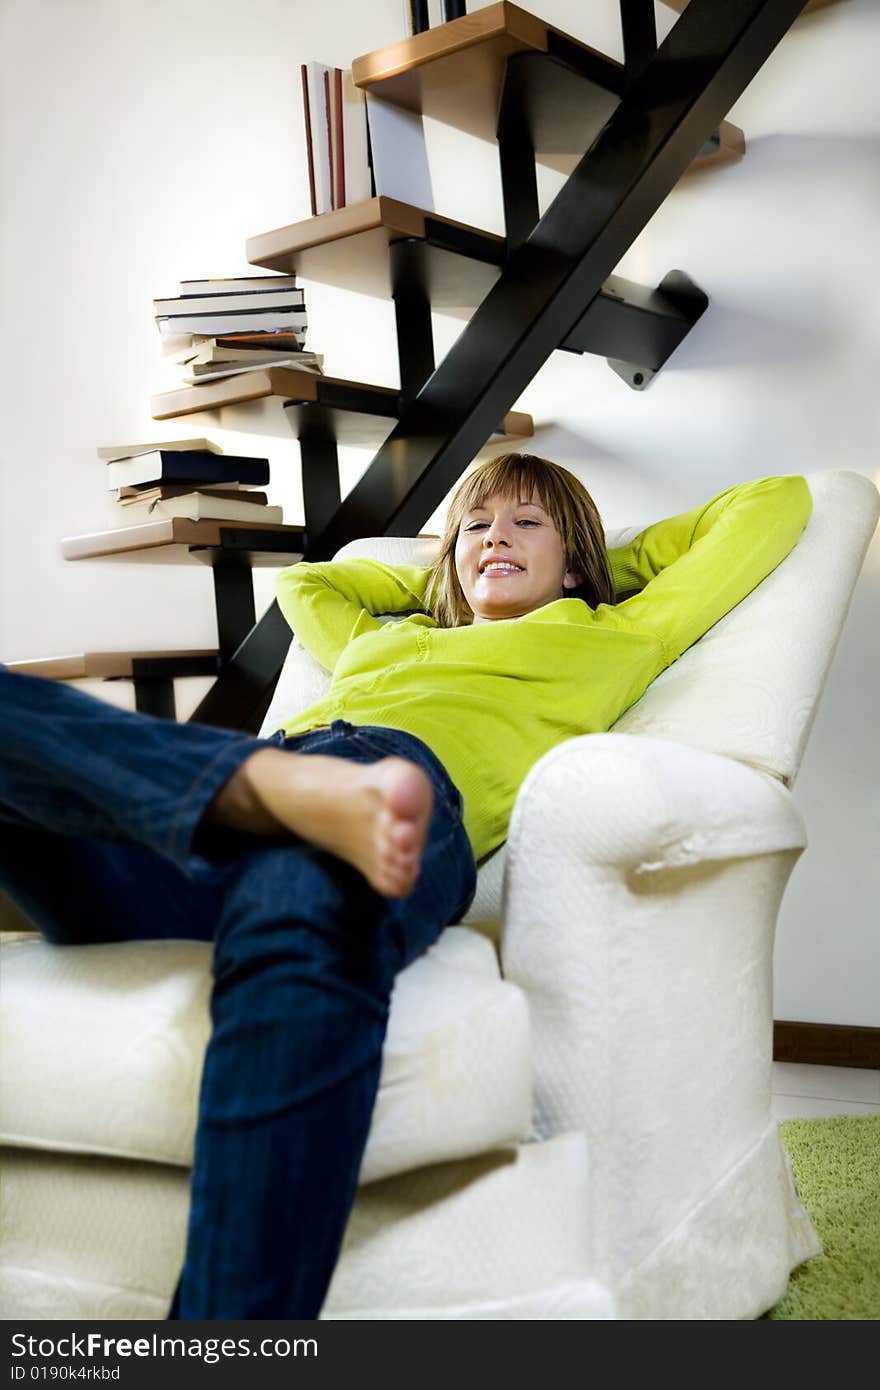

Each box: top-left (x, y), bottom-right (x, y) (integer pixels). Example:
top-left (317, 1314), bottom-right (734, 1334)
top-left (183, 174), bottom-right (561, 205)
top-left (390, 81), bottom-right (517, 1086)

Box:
top-left (117, 491), bottom-right (283, 524)
top-left (118, 484), bottom-right (267, 503)
top-left (178, 274), bottom-right (299, 296)
top-left (183, 359), bottom-right (323, 384)
top-left (301, 63), bottom-right (371, 214)
top-left (324, 68), bottom-right (336, 210)
top-left (303, 62), bottom-right (333, 215)
top-left (334, 67), bottom-right (345, 208)
top-left (97, 438), bottom-right (222, 462)
top-left (366, 93), bottom-right (434, 209)
top-left (157, 309), bottom-right (307, 338)
top-left (301, 65), bottom-right (318, 216)
top-left (202, 332), bottom-right (308, 350)
top-left (105, 450), bottom-right (270, 490)
top-left (189, 343), bottom-right (323, 366)
top-left (341, 69), bottom-right (373, 204)
top-left (154, 288), bottom-right (304, 317)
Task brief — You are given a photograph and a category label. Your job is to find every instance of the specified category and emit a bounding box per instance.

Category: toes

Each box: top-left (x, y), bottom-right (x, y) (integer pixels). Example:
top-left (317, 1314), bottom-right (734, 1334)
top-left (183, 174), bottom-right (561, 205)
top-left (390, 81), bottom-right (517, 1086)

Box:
top-left (389, 818), bottom-right (419, 850)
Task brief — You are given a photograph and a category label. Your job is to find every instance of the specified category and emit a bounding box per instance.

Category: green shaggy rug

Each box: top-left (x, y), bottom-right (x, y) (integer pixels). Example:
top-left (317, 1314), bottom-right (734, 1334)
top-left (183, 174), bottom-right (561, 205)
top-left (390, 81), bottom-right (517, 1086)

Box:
top-left (765, 1115), bottom-right (880, 1319)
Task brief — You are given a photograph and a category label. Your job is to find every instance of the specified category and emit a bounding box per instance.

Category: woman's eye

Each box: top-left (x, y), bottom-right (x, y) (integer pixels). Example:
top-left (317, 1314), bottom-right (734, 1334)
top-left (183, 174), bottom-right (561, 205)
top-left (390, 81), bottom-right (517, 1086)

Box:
top-left (517, 519), bottom-right (538, 527)
top-left (465, 522), bottom-right (488, 531)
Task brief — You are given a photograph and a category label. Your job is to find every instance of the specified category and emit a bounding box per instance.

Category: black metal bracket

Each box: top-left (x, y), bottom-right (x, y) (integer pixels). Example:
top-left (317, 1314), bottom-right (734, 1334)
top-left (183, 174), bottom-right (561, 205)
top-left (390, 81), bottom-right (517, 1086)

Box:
top-left (420, 217), bottom-right (505, 269)
top-left (563, 269), bottom-right (709, 388)
top-left (299, 434), bottom-right (342, 539)
top-left (209, 561), bottom-right (258, 665)
top-left (390, 238), bottom-right (436, 402)
top-left (407, 2), bottom-right (429, 36)
top-left (105, 654), bottom-right (222, 721)
top-left (408, 0), bottom-right (467, 37)
top-left (132, 678), bottom-right (177, 720)
top-left (496, 44), bottom-right (622, 255)
top-left (620, 0), bottom-right (658, 83)
top-left (497, 54), bottom-right (540, 255)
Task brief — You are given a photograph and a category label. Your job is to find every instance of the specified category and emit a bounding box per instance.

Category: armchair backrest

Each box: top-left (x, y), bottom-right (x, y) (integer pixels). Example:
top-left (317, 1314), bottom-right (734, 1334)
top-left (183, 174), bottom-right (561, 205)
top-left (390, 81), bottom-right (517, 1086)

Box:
top-left (612, 470), bottom-right (877, 783)
top-left (261, 471), bottom-right (878, 787)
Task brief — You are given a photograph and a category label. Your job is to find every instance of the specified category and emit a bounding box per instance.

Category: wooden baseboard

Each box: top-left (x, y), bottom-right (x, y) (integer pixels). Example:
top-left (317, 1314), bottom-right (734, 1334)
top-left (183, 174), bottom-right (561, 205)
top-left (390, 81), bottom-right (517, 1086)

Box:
top-left (774, 1021), bottom-right (880, 1070)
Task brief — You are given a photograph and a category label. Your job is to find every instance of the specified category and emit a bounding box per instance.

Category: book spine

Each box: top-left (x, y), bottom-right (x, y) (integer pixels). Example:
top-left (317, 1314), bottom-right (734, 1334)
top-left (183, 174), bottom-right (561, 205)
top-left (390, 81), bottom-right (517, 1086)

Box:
top-left (301, 63), bottom-right (317, 218)
top-left (106, 453), bottom-right (270, 489)
top-left (155, 292), bottom-right (304, 316)
top-left (158, 312), bottom-right (307, 337)
top-left (323, 68), bottom-right (335, 211)
top-left (334, 67), bottom-right (345, 208)
top-left (307, 63), bottom-right (332, 213)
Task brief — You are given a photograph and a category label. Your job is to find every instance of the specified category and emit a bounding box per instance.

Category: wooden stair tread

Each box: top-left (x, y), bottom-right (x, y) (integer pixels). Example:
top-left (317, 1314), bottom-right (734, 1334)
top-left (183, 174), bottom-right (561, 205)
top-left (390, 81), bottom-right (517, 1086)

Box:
top-left (61, 517), bottom-right (307, 564)
top-left (247, 197), bottom-right (504, 309)
top-left (151, 367), bottom-right (533, 444)
top-left (151, 366), bottom-right (371, 419)
top-left (351, 1), bottom-right (612, 136)
top-left (351, 0), bottom-right (743, 176)
top-left (8, 651), bottom-right (219, 681)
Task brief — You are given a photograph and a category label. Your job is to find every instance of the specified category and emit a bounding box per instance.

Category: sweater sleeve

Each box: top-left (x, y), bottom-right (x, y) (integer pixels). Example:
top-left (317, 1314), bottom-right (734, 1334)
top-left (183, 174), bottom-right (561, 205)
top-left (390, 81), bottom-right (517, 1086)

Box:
top-left (604, 474), bottom-right (812, 663)
top-left (275, 558), bottom-right (433, 672)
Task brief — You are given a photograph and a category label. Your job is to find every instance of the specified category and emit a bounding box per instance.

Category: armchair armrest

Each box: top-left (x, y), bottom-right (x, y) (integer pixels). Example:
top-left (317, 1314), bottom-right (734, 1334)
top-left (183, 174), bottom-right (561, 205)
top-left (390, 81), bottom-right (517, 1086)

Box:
top-left (501, 733), bottom-right (807, 1284)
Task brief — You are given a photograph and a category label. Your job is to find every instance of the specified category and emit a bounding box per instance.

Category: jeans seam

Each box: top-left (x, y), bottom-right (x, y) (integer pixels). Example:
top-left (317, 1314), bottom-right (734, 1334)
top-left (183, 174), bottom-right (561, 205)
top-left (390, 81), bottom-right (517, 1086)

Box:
top-left (165, 738), bottom-right (260, 865)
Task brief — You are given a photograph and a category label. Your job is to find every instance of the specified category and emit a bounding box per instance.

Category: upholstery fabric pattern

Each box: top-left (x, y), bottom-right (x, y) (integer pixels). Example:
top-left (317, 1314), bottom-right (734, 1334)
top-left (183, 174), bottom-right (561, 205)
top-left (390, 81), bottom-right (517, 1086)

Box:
top-left (323, 1132), bottom-right (613, 1319)
top-left (0, 927), bottom-right (532, 1184)
top-left (502, 732), bottom-right (812, 1292)
top-left (615, 1125), bottom-right (821, 1319)
top-left (0, 1148), bottom-right (188, 1321)
top-left (0, 1136), bottom-right (615, 1321)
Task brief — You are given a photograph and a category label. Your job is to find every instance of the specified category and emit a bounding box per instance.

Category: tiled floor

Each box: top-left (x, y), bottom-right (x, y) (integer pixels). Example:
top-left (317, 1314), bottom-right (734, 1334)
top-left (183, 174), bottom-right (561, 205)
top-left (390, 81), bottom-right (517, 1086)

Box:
top-left (771, 1062), bottom-right (880, 1120)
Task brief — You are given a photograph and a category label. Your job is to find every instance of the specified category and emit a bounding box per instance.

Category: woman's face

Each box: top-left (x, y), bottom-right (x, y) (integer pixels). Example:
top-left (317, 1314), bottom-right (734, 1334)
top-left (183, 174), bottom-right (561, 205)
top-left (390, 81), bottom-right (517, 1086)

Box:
top-left (454, 489), bottom-right (583, 623)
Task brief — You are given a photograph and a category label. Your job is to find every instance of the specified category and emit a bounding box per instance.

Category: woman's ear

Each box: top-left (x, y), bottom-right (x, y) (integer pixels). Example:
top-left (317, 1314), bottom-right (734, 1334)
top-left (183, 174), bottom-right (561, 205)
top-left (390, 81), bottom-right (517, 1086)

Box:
top-left (562, 568), bottom-right (584, 591)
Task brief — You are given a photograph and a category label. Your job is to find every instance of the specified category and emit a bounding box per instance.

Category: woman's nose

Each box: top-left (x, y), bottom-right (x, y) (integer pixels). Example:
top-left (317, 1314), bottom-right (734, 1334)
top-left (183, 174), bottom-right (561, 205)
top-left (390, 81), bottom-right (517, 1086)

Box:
top-left (483, 521), bottom-right (511, 546)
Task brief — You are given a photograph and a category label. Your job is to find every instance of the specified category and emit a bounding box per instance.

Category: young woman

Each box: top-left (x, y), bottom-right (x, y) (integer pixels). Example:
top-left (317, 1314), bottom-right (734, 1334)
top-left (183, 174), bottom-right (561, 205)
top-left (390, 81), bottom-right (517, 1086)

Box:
top-left (0, 454), bottom-right (811, 1319)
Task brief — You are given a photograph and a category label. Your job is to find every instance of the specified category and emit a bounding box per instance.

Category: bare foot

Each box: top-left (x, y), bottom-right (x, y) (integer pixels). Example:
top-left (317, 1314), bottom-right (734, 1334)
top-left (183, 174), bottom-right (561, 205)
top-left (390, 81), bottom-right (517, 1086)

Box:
top-left (207, 749), bottom-right (434, 898)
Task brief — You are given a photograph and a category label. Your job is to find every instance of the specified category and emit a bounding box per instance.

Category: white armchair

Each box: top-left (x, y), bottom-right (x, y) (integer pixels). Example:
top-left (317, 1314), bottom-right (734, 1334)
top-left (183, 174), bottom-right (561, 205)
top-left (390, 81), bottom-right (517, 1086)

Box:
top-left (1, 469), bottom-right (876, 1320)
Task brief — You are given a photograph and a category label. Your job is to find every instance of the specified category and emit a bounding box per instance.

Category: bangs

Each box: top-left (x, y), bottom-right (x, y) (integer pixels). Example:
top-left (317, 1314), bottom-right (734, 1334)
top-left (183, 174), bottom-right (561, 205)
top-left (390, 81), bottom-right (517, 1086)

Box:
top-left (455, 455), bottom-right (567, 532)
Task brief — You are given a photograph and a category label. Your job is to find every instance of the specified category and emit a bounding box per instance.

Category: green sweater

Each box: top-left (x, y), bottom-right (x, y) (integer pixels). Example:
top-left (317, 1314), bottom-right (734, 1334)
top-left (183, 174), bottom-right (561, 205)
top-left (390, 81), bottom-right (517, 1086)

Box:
top-left (276, 474), bottom-right (812, 863)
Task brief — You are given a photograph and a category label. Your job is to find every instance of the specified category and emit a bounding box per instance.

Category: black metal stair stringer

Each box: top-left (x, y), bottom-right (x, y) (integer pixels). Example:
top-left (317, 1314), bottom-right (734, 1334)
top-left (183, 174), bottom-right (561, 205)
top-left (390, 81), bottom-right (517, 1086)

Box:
top-left (192, 0), bottom-right (808, 732)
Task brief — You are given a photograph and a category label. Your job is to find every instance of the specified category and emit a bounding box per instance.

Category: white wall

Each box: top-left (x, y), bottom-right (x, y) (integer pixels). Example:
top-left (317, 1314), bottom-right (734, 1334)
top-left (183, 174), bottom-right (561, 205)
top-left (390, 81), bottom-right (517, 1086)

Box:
top-left (1, 0), bottom-right (877, 1024)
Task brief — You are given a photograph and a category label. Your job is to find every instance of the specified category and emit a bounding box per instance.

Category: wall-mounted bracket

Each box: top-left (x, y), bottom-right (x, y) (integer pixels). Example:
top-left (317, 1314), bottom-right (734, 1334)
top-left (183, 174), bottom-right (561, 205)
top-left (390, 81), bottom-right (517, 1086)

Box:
top-left (562, 268), bottom-right (708, 388)
top-left (607, 360), bottom-right (656, 391)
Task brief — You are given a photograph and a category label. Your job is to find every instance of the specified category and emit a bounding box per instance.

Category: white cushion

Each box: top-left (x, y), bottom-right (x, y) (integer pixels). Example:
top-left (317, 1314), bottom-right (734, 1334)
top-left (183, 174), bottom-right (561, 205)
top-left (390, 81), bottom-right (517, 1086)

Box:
top-left (0, 927), bottom-right (532, 1185)
top-left (612, 471), bottom-right (879, 782)
top-left (0, 1133), bottom-right (613, 1321)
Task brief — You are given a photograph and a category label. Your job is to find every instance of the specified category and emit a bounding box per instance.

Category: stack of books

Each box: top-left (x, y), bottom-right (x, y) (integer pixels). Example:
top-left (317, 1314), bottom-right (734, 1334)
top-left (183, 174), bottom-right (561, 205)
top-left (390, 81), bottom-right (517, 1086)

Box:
top-left (154, 275), bottom-right (323, 384)
top-left (301, 64), bottom-right (373, 216)
top-left (99, 440), bottom-right (283, 526)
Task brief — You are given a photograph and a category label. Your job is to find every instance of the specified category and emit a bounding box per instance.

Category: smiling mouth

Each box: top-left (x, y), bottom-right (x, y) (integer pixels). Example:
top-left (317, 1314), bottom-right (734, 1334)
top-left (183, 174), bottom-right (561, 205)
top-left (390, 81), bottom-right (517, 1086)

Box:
top-left (479, 562), bottom-right (524, 576)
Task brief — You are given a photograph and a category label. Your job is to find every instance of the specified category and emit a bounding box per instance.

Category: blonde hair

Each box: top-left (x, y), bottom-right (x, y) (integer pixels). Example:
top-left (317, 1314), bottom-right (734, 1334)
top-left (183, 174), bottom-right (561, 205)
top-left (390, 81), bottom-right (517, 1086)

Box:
top-left (427, 453), bottom-right (614, 628)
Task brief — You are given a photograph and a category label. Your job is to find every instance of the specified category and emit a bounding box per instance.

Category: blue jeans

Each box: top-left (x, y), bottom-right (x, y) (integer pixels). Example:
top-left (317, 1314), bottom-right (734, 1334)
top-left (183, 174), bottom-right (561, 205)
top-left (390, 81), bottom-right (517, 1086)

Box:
top-left (0, 668), bottom-right (477, 1318)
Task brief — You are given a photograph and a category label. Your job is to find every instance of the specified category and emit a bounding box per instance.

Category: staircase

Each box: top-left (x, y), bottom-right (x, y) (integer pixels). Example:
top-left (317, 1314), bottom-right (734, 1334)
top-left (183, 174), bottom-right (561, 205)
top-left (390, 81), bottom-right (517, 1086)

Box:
top-left (55, 0), bottom-right (814, 732)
